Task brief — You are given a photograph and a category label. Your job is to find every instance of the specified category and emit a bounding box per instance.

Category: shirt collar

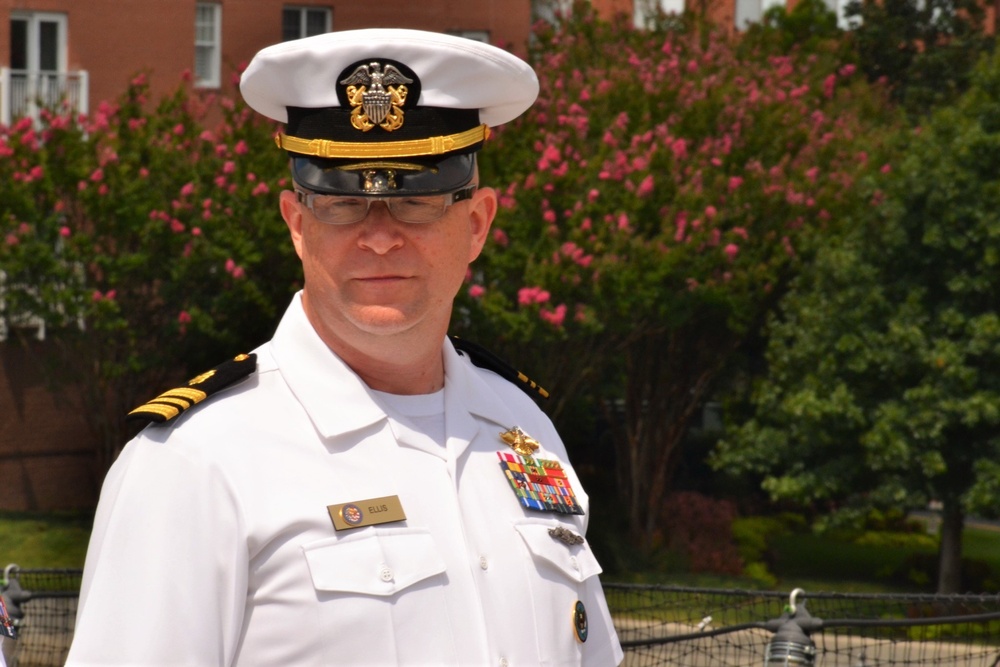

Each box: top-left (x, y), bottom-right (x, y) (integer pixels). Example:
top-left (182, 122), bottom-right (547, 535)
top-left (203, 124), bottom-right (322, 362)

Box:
top-left (269, 293), bottom-right (517, 439)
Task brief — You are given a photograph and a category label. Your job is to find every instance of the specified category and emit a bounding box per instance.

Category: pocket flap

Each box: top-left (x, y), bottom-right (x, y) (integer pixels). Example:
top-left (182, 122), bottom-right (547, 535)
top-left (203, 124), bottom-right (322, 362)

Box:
top-left (303, 528), bottom-right (446, 596)
top-left (513, 521), bottom-right (603, 583)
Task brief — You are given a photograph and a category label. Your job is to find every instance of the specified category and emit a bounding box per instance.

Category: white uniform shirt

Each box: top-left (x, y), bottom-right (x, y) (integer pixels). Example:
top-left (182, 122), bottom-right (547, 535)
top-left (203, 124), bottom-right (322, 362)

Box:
top-left (67, 294), bottom-right (623, 667)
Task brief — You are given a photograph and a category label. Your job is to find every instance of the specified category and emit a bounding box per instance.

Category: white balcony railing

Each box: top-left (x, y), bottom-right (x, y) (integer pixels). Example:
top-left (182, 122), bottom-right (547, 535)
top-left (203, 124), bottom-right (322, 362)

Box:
top-left (0, 67), bottom-right (89, 126)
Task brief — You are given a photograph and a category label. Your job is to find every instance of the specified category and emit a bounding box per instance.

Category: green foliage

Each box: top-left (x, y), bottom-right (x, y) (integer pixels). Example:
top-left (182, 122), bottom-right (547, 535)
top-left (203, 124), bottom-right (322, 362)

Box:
top-left (758, 0), bottom-right (842, 53)
top-left (0, 73), bottom-right (298, 465)
top-left (715, 48), bottom-right (1000, 591)
top-left (843, 0), bottom-right (995, 118)
top-left (463, 1), bottom-right (898, 550)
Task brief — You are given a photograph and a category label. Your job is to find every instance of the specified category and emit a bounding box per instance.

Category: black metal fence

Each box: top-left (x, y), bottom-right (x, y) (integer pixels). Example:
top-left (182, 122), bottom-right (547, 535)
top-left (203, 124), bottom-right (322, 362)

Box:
top-left (3, 566), bottom-right (1000, 666)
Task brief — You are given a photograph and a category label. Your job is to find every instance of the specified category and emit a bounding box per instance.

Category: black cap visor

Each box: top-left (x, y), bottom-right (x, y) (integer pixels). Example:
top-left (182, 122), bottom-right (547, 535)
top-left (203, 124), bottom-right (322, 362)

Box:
top-left (291, 153), bottom-right (476, 196)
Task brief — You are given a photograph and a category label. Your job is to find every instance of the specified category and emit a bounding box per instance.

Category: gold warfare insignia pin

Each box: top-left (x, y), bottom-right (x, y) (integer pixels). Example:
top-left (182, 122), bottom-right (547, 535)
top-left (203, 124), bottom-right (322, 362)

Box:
top-left (339, 61), bottom-right (413, 133)
top-left (328, 495), bottom-right (407, 531)
top-left (500, 426), bottom-right (540, 456)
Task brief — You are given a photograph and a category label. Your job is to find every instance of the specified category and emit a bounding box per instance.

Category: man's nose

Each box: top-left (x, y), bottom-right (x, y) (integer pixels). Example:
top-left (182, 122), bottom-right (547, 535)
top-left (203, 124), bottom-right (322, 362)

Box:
top-left (356, 202), bottom-right (405, 254)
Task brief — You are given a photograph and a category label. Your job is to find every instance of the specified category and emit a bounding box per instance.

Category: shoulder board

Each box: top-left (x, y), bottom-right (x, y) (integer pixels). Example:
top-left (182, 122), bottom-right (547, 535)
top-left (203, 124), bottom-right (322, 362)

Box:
top-left (126, 353), bottom-right (257, 426)
top-left (449, 336), bottom-right (549, 401)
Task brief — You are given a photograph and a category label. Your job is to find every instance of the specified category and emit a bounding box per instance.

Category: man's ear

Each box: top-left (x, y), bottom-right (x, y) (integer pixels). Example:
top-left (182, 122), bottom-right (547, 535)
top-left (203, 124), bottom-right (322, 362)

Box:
top-left (467, 186), bottom-right (497, 263)
top-left (279, 190), bottom-right (305, 260)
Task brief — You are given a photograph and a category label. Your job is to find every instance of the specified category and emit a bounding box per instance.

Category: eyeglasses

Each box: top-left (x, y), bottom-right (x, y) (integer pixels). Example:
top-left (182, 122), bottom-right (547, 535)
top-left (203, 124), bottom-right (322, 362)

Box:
top-left (295, 185), bottom-right (478, 225)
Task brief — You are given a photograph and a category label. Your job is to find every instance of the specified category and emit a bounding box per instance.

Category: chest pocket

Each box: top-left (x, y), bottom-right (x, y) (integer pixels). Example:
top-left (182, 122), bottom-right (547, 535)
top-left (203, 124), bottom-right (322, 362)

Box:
top-left (513, 520), bottom-right (603, 582)
top-left (302, 527), bottom-right (446, 596)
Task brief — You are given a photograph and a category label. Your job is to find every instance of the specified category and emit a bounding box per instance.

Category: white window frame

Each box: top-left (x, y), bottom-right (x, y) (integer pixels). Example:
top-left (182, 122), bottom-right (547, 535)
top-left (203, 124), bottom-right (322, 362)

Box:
top-left (282, 6), bottom-right (331, 41)
top-left (10, 11), bottom-right (67, 74)
top-left (634, 0), bottom-right (685, 28)
top-left (734, 0), bottom-right (786, 30)
top-left (448, 30), bottom-right (490, 43)
top-left (194, 3), bottom-right (222, 88)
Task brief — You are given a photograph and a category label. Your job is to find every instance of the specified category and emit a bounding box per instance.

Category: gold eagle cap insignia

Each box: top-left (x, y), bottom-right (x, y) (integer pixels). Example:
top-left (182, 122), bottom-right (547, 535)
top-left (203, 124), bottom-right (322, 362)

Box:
top-left (339, 61), bottom-right (413, 133)
top-left (500, 426), bottom-right (541, 456)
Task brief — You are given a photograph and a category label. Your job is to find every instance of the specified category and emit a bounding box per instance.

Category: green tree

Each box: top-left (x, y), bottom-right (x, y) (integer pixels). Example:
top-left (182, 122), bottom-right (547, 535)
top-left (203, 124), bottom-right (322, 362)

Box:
top-left (460, 4), bottom-right (897, 551)
top-left (0, 74), bottom-right (297, 469)
top-left (843, 0), bottom-right (994, 119)
top-left (714, 50), bottom-right (1000, 593)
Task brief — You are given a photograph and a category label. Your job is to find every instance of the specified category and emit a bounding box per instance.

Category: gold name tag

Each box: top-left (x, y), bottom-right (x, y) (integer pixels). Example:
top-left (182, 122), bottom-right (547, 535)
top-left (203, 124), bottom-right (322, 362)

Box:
top-left (328, 495), bottom-right (407, 531)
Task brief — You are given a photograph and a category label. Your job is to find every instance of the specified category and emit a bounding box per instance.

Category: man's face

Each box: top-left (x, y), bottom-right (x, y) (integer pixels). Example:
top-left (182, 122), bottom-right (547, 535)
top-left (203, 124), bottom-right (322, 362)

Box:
top-left (280, 183), bottom-right (496, 351)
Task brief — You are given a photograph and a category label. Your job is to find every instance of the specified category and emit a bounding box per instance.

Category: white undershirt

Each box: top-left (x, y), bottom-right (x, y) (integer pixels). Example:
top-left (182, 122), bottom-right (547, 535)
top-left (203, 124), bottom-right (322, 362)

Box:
top-left (372, 388), bottom-right (446, 447)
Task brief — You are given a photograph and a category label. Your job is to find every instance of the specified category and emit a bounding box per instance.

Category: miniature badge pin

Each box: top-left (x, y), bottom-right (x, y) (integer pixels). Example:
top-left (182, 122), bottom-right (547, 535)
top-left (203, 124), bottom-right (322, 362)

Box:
top-left (500, 426), bottom-right (540, 456)
top-left (328, 495), bottom-right (406, 531)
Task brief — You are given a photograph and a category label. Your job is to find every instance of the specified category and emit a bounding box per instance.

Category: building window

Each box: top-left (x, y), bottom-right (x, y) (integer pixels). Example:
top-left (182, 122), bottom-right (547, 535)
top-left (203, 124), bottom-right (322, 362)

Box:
top-left (10, 12), bottom-right (66, 74)
top-left (282, 6), bottom-right (331, 41)
top-left (195, 3), bottom-right (221, 88)
top-left (734, 0), bottom-right (786, 29)
top-left (4, 12), bottom-right (86, 125)
top-left (448, 30), bottom-right (490, 43)
top-left (634, 0), bottom-right (685, 28)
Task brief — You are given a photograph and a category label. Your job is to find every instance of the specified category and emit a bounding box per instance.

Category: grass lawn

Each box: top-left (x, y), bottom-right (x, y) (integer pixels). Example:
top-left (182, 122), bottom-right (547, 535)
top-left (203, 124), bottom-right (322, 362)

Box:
top-left (0, 511), bottom-right (93, 569)
top-left (4, 511), bottom-right (1000, 594)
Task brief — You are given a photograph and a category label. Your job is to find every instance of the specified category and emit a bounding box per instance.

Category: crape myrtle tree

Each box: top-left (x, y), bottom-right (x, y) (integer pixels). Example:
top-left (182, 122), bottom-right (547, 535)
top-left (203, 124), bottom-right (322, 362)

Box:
top-left (458, 2), bottom-right (898, 550)
top-left (713, 51), bottom-right (1000, 593)
top-left (0, 72), bottom-right (297, 470)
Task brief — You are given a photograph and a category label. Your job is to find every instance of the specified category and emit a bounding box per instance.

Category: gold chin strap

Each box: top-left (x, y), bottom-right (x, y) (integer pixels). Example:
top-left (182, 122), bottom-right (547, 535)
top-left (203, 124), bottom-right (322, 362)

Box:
top-left (276, 124), bottom-right (491, 159)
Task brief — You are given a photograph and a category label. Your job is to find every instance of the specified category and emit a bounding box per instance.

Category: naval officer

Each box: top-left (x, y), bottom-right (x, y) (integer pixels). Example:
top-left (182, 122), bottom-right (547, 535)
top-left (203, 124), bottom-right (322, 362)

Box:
top-left (67, 28), bottom-right (623, 666)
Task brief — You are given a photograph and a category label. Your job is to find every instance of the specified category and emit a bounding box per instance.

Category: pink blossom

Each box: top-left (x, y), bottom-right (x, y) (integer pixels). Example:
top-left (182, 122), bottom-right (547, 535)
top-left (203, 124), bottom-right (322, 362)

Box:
top-left (637, 175), bottom-right (654, 198)
top-left (543, 210), bottom-right (557, 224)
top-left (252, 182), bottom-right (270, 196)
top-left (839, 64), bottom-right (857, 77)
top-left (172, 123), bottom-right (185, 136)
top-left (823, 74), bottom-right (836, 99)
top-left (89, 168), bottom-right (104, 182)
top-left (191, 227), bottom-right (202, 236)
top-left (880, 163), bottom-right (891, 174)
top-left (518, 286), bottom-right (551, 306)
top-left (178, 310), bottom-right (192, 324)
top-left (468, 284), bottom-right (486, 298)
top-left (539, 303), bottom-right (567, 328)
top-left (139, 167), bottom-right (149, 178)
top-left (724, 243), bottom-right (739, 261)
top-left (617, 213), bottom-right (630, 230)
top-left (5, 234), bottom-right (18, 246)
top-left (671, 138), bottom-right (687, 160)
top-left (180, 182), bottom-right (195, 197)
top-left (170, 220), bottom-right (185, 233)
top-left (223, 160), bottom-right (236, 174)
top-left (234, 140), bottom-right (249, 155)
top-left (492, 228), bottom-right (509, 247)
top-left (728, 176), bottom-right (743, 192)
top-left (59, 226), bottom-right (71, 237)
top-left (225, 258), bottom-right (236, 273)
top-left (232, 267), bottom-right (246, 279)
top-left (805, 167), bottom-right (820, 183)
top-left (705, 205), bottom-right (717, 219)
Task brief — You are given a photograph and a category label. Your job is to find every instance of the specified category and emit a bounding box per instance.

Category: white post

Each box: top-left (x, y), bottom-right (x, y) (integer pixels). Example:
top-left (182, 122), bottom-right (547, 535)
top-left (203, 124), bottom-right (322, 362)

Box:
top-left (0, 67), bottom-right (9, 127)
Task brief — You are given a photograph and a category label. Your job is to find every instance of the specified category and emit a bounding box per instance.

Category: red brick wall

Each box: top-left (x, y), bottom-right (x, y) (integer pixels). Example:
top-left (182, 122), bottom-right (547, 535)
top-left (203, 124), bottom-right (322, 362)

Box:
top-left (0, 0), bottom-right (534, 115)
top-left (0, 339), bottom-right (100, 511)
